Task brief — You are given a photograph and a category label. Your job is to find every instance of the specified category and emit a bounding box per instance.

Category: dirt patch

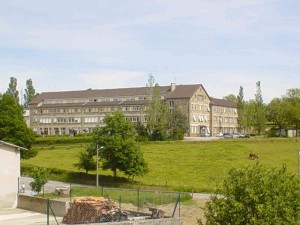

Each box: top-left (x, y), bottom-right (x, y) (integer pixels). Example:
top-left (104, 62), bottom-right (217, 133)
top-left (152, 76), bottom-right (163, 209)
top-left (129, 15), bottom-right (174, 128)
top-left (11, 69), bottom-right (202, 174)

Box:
top-left (119, 198), bottom-right (208, 225)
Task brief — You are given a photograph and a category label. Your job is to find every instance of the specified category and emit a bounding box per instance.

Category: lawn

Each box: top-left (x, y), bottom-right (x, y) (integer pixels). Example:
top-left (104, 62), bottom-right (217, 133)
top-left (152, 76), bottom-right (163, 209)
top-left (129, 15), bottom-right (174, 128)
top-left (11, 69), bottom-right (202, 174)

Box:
top-left (22, 138), bottom-right (300, 192)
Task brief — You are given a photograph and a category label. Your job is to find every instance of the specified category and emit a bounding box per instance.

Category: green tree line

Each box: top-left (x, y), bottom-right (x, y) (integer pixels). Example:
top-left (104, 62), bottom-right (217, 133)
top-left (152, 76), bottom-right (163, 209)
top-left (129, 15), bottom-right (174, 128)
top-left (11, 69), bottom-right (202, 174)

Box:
top-left (225, 82), bottom-right (300, 136)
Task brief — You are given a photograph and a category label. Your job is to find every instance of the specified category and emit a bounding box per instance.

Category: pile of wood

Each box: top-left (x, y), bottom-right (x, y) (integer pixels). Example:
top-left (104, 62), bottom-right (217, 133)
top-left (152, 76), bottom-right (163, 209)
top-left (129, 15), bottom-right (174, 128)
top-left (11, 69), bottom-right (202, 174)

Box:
top-left (62, 197), bottom-right (121, 224)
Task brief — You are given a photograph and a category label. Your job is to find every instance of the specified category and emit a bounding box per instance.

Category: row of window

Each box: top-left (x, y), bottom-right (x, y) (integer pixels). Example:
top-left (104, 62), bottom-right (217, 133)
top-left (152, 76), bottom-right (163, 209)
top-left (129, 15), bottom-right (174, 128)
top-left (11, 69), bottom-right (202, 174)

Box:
top-left (43, 95), bottom-right (153, 105)
top-left (192, 115), bottom-right (209, 122)
top-left (191, 104), bottom-right (210, 112)
top-left (212, 106), bottom-right (237, 114)
top-left (35, 105), bottom-right (141, 114)
top-left (37, 117), bottom-right (104, 124)
top-left (36, 116), bottom-right (144, 124)
top-left (214, 127), bottom-right (237, 134)
top-left (190, 126), bottom-right (211, 134)
top-left (213, 116), bottom-right (237, 123)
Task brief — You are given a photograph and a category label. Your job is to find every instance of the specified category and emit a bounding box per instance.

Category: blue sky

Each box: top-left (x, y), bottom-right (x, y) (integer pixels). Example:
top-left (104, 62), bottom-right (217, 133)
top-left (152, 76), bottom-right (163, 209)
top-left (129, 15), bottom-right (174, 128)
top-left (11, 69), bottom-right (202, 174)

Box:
top-left (0, 0), bottom-right (299, 103)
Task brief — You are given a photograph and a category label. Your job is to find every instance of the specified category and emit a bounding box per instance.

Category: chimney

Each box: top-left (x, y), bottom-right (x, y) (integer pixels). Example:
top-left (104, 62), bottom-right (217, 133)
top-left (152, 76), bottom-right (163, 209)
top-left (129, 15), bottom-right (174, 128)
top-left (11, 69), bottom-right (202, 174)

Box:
top-left (171, 83), bottom-right (176, 92)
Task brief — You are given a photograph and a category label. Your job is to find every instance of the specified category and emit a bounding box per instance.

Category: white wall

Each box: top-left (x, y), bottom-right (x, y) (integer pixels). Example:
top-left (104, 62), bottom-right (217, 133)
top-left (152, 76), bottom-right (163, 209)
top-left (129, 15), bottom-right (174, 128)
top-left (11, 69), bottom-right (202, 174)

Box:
top-left (0, 144), bottom-right (20, 208)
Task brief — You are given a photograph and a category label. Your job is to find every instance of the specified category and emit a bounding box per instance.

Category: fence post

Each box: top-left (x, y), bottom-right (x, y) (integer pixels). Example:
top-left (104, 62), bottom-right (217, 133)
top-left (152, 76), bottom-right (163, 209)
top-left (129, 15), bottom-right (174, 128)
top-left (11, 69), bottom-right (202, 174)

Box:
top-left (69, 182), bottom-right (72, 203)
top-left (47, 198), bottom-right (50, 225)
top-left (101, 186), bottom-right (104, 196)
top-left (179, 193), bottom-right (181, 217)
top-left (119, 196), bottom-right (122, 221)
top-left (137, 188), bottom-right (140, 212)
top-left (172, 193), bottom-right (181, 218)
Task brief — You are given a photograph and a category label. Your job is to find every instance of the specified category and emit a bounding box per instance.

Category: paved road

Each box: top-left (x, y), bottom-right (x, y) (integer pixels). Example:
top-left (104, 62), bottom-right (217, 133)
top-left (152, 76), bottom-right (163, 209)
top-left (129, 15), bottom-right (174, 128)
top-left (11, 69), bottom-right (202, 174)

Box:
top-left (0, 207), bottom-right (62, 225)
top-left (20, 176), bottom-right (91, 195)
top-left (184, 136), bottom-right (221, 141)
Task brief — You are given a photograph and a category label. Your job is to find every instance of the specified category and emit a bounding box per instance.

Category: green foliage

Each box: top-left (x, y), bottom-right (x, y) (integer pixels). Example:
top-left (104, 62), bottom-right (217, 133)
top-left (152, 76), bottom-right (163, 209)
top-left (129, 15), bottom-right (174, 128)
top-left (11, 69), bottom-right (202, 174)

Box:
top-left (283, 88), bottom-right (300, 136)
top-left (0, 94), bottom-right (36, 159)
top-left (29, 167), bottom-right (50, 194)
top-left (200, 163), bottom-right (300, 225)
top-left (23, 78), bottom-right (37, 109)
top-left (74, 149), bottom-right (96, 173)
top-left (267, 98), bottom-right (290, 135)
top-left (133, 122), bottom-right (149, 141)
top-left (237, 86), bottom-right (247, 132)
top-left (223, 94), bottom-right (237, 103)
top-left (6, 77), bottom-right (19, 103)
top-left (253, 81), bottom-right (266, 134)
top-left (167, 106), bottom-right (189, 140)
top-left (92, 111), bottom-right (148, 179)
top-left (146, 74), bottom-right (168, 141)
top-left (35, 135), bottom-right (92, 145)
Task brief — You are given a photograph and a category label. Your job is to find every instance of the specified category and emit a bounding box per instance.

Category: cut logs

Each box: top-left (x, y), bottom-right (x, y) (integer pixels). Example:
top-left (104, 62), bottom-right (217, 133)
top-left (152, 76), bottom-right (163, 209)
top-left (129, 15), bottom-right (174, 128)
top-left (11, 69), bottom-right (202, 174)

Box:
top-left (62, 197), bottom-right (123, 224)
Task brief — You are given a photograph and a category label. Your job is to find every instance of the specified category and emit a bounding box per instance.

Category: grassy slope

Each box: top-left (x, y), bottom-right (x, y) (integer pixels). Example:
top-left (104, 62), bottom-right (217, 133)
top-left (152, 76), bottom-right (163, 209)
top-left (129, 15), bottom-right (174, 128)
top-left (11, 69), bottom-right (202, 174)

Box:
top-left (22, 138), bottom-right (300, 192)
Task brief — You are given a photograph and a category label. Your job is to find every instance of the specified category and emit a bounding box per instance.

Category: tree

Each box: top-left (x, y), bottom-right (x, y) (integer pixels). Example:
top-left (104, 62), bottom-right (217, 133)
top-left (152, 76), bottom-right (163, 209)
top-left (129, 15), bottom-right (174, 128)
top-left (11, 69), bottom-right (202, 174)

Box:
top-left (283, 88), bottom-right (300, 136)
top-left (267, 98), bottom-right (290, 136)
top-left (74, 148), bottom-right (96, 174)
top-left (6, 77), bottom-right (20, 104)
top-left (0, 94), bottom-right (36, 159)
top-left (253, 81), bottom-right (266, 134)
top-left (133, 122), bottom-right (149, 141)
top-left (223, 94), bottom-right (237, 103)
top-left (92, 111), bottom-right (148, 178)
top-left (199, 163), bottom-right (300, 225)
top-left (146, 74), bottom-right (168, 141)
top-left (237, 86), bottom-right (246, 132)
top-left (23, 78), bottom-right (37, 109)
top-left (167, 106), bottom-right (189, 140)
top-left (29, 167), bottom-right (50, 194)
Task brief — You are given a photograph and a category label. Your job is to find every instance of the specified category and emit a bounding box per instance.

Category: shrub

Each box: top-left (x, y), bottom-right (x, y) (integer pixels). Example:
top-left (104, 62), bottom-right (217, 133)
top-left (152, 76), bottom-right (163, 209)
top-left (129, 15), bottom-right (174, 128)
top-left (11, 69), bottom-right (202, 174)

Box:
top-left (199, 163), bottom-right (300, 225)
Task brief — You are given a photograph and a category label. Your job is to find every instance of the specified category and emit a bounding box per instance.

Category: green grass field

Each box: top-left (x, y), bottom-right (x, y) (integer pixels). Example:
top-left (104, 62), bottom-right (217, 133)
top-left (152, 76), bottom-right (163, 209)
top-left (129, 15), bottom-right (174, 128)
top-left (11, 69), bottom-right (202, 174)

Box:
top-left (22, 137), bottom-right (300, 192)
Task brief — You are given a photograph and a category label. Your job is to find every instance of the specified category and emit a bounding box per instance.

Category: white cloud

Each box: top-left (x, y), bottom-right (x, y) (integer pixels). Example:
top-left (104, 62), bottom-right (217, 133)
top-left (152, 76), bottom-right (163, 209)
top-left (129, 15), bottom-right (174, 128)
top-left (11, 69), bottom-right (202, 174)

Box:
top-left (0, 0), bottom-right (299, 105)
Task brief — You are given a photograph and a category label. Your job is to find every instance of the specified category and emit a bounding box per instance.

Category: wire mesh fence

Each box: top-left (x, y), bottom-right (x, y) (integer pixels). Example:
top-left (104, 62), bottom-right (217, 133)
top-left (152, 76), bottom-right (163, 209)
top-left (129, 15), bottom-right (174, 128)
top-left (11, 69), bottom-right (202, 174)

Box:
top-left (41, 182), bottom-right (191, 224)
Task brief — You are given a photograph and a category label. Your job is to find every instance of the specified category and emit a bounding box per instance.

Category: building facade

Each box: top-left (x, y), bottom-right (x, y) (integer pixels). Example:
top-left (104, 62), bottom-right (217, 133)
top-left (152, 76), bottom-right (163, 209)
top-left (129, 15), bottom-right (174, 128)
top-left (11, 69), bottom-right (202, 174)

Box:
top-left (29, 83), bottom-right (238, 137)
top-left (0, 141), bottom-right (27, 208)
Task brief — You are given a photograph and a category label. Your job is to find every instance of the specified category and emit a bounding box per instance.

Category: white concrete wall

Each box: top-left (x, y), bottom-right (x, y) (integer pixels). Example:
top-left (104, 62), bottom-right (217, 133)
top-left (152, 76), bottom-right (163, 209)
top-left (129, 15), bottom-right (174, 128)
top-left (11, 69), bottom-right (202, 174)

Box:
top-left (0, 144), bottom-right (20, 208)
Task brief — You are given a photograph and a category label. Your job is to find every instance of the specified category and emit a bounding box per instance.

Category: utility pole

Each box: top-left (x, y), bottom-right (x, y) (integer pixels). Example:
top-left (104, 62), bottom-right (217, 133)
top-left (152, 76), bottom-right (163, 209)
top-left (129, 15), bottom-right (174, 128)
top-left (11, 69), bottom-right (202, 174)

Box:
top-left (96, 145), bottom-right (103, 187)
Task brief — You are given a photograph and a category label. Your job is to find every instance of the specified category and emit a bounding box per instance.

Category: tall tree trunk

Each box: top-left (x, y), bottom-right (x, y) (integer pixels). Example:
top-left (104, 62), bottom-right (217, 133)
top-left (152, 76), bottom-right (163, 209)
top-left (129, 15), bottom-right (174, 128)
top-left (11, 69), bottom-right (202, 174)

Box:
top-left (113, 168), bottom-right (117, 177)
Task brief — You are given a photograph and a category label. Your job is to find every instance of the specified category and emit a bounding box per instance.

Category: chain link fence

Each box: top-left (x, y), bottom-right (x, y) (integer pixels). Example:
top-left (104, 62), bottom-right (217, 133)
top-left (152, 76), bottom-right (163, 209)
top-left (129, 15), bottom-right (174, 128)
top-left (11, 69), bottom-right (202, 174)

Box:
top-left (40, 182), bottom-right (191, 224)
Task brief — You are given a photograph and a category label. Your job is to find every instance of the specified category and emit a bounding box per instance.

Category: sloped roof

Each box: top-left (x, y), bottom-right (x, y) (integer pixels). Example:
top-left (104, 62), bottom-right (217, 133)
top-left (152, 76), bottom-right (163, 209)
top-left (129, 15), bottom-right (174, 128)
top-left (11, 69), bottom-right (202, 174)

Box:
top-left (210, 97), bottom-right (236, 108)
top-left (30, 86), bottom-right (171, 105)
top-left (0, 141), bottom-right (28, 151)
top-left (166, 84), bottom-right (203, 99)
top-left (29, 84), bottom-right (206, 105)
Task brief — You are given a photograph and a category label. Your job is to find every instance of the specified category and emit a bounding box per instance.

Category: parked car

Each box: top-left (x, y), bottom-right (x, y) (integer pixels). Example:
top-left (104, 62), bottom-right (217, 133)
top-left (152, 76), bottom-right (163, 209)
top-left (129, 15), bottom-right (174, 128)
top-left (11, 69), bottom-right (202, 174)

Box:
top-left (223, 133), bottom-right (233, 139)
top-left (231, 132), bottom-right (241, 138)
top-left (216, 132), bottom-right (223, 137)
top-left (239, 133), bottom-right (250, 138)
top-left (231, 132), bottom-right (251, 138)
top-left (222, 132), bottom-right (250, 139)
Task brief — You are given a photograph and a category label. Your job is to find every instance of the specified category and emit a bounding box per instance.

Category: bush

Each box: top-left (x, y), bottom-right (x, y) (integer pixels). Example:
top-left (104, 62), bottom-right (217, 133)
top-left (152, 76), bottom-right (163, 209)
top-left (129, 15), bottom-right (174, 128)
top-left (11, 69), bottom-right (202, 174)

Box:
top-left (34, 136), bottom-right (92, 145)
top-left (29, 167), bottom-right (50, 194)
top-left (199, 163), bottom-right (300, 225)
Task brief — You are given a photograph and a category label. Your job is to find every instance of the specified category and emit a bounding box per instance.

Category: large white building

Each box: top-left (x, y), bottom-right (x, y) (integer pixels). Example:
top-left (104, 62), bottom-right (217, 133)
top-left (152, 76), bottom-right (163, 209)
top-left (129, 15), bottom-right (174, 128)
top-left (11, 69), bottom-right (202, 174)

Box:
top-left (29, 83), bottom-right (238, 137)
